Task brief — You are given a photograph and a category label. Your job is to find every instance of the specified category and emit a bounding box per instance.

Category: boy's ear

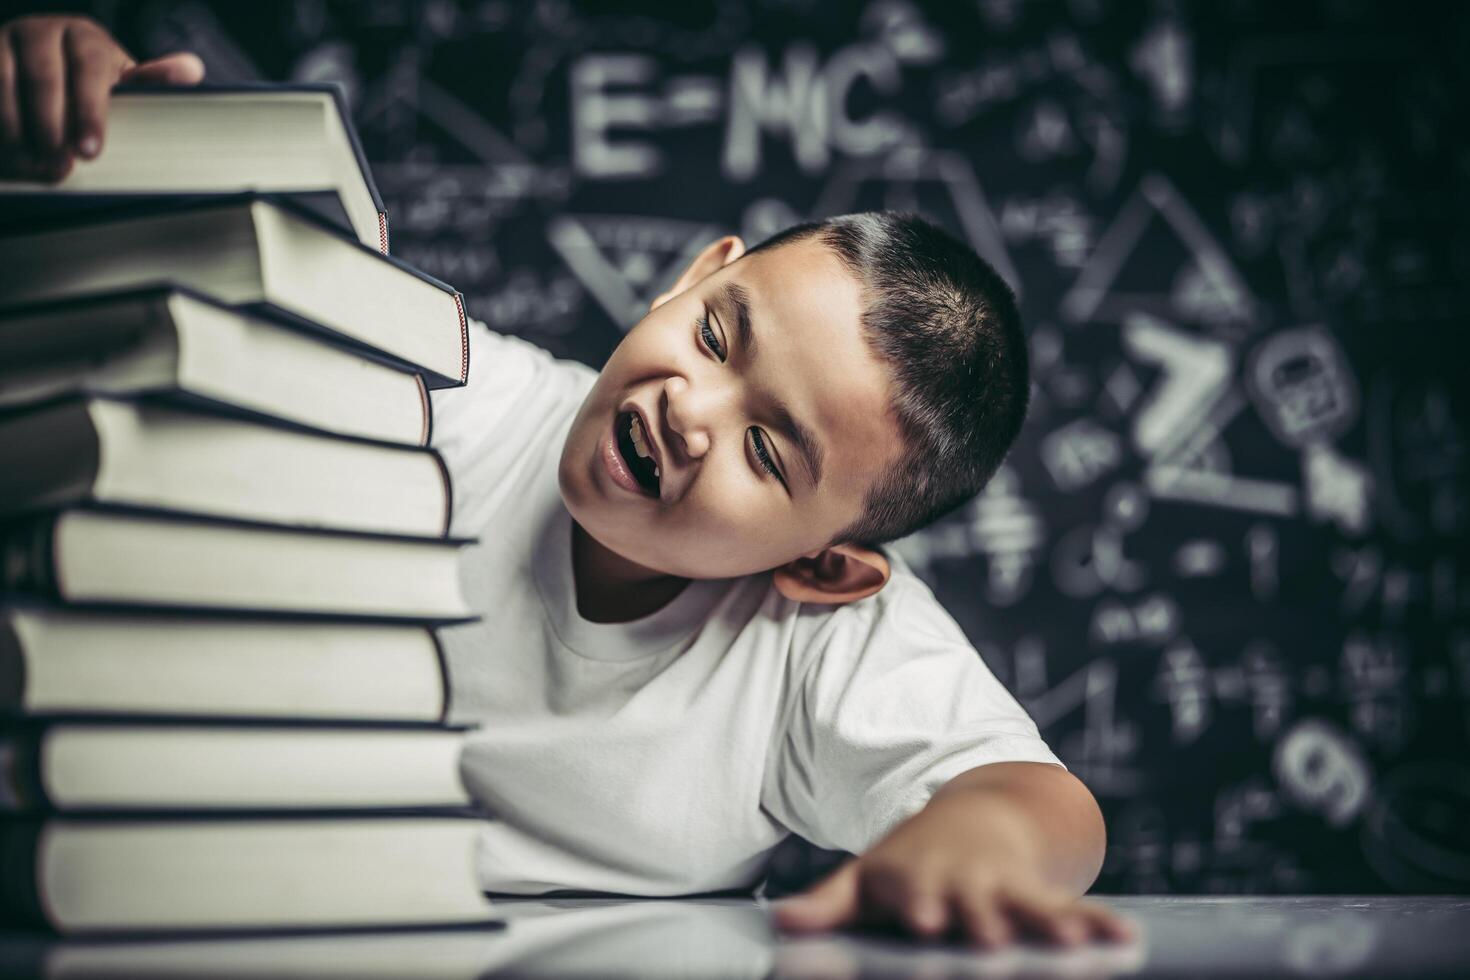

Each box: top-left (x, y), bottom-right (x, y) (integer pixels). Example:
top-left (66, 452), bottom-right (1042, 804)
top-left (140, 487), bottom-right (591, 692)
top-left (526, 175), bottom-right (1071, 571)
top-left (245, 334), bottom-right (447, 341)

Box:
top-left (772, 543), bottom-right (891, 605)
top-left (650, 235), bottom-right (746, 311)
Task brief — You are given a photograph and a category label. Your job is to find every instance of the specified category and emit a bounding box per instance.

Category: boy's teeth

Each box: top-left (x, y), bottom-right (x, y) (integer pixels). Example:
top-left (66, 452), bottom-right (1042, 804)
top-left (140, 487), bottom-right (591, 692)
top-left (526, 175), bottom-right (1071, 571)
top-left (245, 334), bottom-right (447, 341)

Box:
top-left (630, 415), bottom-right (652, 459)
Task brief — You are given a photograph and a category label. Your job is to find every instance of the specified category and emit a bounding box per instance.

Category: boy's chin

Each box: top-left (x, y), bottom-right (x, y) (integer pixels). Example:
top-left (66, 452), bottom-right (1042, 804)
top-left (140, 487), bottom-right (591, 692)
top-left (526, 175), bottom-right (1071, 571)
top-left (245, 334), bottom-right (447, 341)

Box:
top-left (562, 504), bottom-right (748, 582)
top-left (558, 487), bottom-right (660, 564)
top-left (575, 515), bottom-right (690, 577)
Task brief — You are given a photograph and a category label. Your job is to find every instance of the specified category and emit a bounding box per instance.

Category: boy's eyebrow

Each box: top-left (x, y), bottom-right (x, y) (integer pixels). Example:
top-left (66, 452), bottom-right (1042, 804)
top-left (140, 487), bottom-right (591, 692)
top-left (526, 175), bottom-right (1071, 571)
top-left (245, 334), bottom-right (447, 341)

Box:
top-left (716, 281), bottom-right (825, 490)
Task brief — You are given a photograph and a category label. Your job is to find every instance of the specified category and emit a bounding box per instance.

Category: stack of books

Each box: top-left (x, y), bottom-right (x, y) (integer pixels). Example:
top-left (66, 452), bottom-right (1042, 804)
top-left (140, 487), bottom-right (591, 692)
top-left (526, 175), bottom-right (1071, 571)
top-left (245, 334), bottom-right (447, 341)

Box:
top-left (0, 85), bottom-right (494, 936)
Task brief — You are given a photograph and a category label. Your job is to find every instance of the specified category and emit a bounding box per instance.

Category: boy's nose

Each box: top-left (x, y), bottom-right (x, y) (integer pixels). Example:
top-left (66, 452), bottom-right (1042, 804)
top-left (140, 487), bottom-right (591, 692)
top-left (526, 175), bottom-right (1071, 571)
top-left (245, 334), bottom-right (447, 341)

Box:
top-left (663, 376), bottom-right (716, 460)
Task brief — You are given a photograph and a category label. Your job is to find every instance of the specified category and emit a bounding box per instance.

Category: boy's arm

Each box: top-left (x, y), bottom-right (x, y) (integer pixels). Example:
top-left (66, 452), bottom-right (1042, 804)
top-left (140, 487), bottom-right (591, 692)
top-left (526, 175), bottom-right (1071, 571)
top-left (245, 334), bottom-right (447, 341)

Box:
top-left (773, 762), bottom-right (1135, 947)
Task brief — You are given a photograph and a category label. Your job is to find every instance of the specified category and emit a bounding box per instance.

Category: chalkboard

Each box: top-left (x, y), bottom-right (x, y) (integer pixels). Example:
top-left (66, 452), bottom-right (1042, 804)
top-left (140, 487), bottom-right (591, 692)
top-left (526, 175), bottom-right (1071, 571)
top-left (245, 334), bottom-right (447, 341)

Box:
top-left (68, 0), bottom-right (1470, 895)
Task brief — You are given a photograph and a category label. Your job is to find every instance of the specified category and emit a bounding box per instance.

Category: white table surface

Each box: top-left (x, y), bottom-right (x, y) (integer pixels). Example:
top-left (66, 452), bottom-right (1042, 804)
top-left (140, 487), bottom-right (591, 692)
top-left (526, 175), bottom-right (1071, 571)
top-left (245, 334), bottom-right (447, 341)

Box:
top-left (4, 895), bottom-right (1468, 978)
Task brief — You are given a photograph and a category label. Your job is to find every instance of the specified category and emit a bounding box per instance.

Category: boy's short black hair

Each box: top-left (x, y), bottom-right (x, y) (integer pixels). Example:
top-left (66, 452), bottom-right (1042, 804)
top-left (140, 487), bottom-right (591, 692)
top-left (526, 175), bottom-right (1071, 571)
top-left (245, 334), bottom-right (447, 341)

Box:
top-left (745, 211), bottom-right (1030, 547)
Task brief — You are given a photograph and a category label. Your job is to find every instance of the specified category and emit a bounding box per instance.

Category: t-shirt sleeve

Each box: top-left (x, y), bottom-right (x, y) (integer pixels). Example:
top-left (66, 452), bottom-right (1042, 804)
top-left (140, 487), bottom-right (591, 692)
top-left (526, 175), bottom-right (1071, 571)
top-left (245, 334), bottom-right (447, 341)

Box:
top-left (761, 577), bottom-right (1064, 854)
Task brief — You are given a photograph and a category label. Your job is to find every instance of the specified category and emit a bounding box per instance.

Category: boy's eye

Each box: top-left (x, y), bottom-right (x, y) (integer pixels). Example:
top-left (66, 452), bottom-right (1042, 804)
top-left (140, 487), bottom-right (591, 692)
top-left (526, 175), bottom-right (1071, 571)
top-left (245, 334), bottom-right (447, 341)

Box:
top-left (698, 311), bottom-right (726, 361)
top-left (698, 308), bottom-right (783, 489)
top-left (750, 428), bottom-right (785, 485)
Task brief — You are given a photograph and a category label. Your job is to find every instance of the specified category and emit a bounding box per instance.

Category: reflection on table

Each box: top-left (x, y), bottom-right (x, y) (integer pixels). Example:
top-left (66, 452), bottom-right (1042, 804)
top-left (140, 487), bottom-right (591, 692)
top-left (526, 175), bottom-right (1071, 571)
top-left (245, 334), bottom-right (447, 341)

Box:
top-left (6, 895), bottom-right (1469, 979)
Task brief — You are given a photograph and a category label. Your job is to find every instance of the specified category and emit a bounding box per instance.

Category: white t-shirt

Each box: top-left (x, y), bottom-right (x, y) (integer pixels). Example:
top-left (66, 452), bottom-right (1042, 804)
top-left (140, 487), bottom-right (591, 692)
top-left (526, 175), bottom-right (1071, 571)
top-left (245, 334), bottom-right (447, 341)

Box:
top-left (430, 321), bottom-right (1061, 896)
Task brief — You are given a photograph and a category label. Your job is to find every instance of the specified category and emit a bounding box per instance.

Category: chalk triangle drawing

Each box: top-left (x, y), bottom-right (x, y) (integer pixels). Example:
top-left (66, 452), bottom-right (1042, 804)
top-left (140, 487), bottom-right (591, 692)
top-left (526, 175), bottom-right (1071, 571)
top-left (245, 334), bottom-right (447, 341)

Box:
top-left (1061, 173), bottom-right (1255, 333)
top-left (547, 215), bottom-right (724, 330)
top-left (357, 62), bottom-right (532, 166)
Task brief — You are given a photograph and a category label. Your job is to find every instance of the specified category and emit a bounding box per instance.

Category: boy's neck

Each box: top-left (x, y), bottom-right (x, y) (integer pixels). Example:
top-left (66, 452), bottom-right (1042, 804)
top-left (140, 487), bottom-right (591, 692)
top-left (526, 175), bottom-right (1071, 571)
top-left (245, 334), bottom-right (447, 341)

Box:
top-left (570, 520), bottom-right (691, 623)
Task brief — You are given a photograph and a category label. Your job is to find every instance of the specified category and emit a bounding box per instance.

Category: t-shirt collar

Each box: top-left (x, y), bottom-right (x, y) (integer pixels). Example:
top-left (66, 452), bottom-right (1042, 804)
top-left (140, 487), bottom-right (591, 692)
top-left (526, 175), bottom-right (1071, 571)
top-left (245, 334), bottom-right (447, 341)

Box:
top-left (533, 501), bottom-right (730, 661)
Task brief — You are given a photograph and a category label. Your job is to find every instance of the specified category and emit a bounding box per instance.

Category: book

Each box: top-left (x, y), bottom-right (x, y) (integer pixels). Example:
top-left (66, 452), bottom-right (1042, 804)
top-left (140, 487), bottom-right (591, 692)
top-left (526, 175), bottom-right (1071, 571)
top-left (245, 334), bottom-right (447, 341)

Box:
top-left (0, 84), bottom-right (389, 254)
top-left (0, 286), bottom-right (432, 447)
top-left (0, 608), bottom-right (447, 722)
top-left (0, 817), bottom-right (495, 933)
top-left (0, 196), bottom-right (469, 388)
top-left (0, 722), bottom-right (470, 813)
top-left (0, 397), bottom-right (451, 538)
top-left (0, 510), bottom-right (473, 622)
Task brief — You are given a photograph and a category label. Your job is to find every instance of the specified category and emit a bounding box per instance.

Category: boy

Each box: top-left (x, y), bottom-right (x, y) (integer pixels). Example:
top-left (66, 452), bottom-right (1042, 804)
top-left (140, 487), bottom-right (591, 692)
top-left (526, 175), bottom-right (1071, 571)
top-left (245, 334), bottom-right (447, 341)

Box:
top-left (2, 14), bottom-right (1133, 949)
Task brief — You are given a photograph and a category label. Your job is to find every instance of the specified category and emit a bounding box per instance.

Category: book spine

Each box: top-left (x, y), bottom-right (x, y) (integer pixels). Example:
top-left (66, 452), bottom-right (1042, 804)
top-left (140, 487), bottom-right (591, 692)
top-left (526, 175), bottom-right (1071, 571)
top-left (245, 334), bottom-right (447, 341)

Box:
top-left (0, 517), bottom-right (57, 598)
top-left (417, 374), bottom-right (432, 447)
top-left (0, 821), bottom-right (48, 930)
top-left (429, 630), bottom-right (451, 725)
top-left (432, 450), bottom-right (454, 538)
top-left (0, 731), bottom-right (46, 812)
top-left (377, 211), bottom-right (389, 255)
top-left (453, 294), bottom-right (469, 385)
top-left (0, 614), bottom-right (21, 714)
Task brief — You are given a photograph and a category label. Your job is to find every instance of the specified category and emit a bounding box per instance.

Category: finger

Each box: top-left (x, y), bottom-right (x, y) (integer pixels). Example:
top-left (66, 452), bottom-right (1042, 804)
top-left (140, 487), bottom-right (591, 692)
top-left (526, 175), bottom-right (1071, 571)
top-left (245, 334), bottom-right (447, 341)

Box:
top-left (953, 890), bottom-right (1013, 950)
top-left (772, 861), bottom-right (861, 933)
top-left (14, 19), bottom-right (67, 158)
top-left (0, 38), bottom-right (46, 177)
top-left (851, 862), bottom-right (949, 938)
top-left (1001, 885), bottom-right (1085, 946)
top-left (64, 24), bottom-right (128, 158)
top-left (899, 888), bottom-right (949, 939)
top-left (0, 31), bottom-right (21, 152)
top-left (46, 150), bottom-right (75, 181)
top-left (119, 51), bottom-right (205, 86)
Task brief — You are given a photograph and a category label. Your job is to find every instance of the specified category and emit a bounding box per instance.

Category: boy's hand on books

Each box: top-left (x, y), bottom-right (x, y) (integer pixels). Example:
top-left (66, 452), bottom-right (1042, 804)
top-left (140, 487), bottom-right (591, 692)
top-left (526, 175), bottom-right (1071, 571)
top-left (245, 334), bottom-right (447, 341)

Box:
top-left (0, 14), bottom-right (204, 182)
top-left (772, 785), bottom-right (1135, 949)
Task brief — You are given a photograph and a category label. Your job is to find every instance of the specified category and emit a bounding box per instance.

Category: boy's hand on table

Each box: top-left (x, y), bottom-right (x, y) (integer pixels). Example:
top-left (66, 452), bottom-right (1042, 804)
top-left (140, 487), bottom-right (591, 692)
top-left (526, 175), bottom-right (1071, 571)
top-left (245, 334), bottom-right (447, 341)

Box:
top-left (772, 762), bottom-right (1135, 949)
top-left (0, 14), bottom-right (203, 181)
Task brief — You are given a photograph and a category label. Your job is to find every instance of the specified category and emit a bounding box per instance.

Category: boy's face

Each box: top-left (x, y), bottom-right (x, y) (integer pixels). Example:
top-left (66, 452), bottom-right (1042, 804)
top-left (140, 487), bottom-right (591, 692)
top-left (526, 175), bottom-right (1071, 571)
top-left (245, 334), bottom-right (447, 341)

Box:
top-left (558, 237), bottom-right (902, 580)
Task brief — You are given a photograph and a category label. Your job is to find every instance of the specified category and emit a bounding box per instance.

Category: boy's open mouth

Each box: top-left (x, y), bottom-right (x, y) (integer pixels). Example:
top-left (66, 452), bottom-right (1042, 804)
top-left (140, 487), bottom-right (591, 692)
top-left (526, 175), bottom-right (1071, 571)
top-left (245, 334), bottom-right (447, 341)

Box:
top-left (615, 410), bottom-right (661, 497)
